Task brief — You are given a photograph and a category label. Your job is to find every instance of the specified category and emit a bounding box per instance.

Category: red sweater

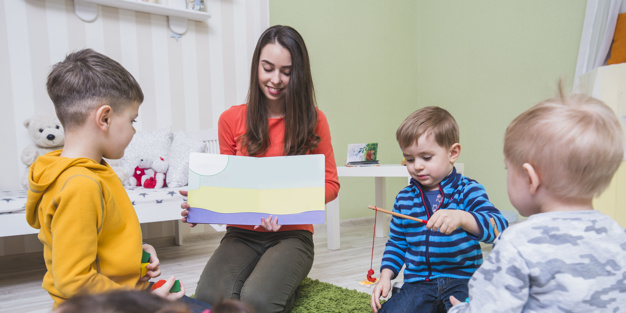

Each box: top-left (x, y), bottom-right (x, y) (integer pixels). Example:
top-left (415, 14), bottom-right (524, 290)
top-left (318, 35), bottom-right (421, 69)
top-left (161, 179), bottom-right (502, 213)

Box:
top-left (218, 104), bottom-right (340, 233)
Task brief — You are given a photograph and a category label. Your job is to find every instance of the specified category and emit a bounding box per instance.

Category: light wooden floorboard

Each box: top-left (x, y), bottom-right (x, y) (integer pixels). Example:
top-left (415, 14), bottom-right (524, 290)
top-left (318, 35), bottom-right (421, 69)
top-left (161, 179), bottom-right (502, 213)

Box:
top-left (0, 218), bottom-right (492, 312)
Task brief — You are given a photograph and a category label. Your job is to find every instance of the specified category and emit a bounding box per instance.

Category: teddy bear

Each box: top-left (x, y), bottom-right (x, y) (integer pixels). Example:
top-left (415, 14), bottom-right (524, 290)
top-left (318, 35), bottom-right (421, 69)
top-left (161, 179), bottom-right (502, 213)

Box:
top-left (143, 157), bottom-right (168, 189)
top-left (21, 114), bottom-right (65, 189)
top-left (128, 157), bottom-right (155, 187)
top-left (104, 158), bottom-right (133, 185)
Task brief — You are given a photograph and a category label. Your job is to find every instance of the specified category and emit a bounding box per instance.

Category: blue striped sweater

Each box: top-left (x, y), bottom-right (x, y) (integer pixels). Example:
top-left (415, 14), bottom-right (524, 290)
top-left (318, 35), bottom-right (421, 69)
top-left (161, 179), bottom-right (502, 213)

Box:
top-left (381, 167), bottom-right (508, 282)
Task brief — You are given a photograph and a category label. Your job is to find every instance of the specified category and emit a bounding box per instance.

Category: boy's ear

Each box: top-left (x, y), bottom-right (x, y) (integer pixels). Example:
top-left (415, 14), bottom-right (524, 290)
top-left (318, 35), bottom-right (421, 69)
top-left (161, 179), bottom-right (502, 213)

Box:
top-left (96, 105), bottom-right (113, 132)
top-left (522, 163), bottom-right (541, 194)
top-left (448, 143), bottom-right (461, 163)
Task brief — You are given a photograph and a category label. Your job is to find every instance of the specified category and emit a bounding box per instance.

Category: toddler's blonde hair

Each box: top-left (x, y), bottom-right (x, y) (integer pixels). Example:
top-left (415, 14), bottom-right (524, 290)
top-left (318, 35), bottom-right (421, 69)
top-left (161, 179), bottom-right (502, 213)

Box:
top-left (504, 88), bottom-right (623, 200)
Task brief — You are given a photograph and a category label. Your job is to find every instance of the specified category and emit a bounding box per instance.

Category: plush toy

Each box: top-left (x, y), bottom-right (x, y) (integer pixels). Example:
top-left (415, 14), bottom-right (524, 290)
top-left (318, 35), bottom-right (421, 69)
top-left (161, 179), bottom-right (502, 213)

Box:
top-left (105, 158), bottom-right (133, 185)
top-left (144, 157), bottom-right (168, 189)
top-left (128, 158), bottom-right (154, 187)
top-left (21, 114), bottom-right (65, 189)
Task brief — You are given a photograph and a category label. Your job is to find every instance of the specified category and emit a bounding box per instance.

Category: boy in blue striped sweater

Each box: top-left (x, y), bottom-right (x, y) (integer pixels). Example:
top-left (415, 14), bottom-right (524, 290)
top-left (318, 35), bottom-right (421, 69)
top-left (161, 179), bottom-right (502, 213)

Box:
top-left (371, 106), bottom-right (509, 313)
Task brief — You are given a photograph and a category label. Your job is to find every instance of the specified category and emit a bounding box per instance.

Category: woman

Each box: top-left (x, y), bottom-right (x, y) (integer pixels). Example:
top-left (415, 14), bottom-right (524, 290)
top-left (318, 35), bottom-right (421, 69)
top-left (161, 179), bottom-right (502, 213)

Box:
top-left (180, 25), bottom-right (340, 313)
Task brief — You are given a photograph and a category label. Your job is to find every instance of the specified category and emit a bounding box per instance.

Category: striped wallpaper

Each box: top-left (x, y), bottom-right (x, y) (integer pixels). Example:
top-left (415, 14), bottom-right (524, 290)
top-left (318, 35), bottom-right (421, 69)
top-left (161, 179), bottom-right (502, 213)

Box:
top-left (0, 0), bottom-right (270, 190)
top-left (0, 0), bottom-right (269, 255)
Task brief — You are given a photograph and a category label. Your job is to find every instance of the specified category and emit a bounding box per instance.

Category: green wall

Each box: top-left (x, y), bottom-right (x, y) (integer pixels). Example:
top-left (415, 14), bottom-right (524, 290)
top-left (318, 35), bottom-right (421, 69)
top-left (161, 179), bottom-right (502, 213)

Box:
top-left (270, 1), bottom-right (587, 219)
top-left (414, 1), bottom-right (586, 215)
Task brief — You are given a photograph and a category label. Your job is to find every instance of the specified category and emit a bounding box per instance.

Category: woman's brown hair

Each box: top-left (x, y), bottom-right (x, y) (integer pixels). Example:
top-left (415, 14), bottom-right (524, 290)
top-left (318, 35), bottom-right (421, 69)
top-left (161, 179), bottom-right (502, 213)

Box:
top-left (242, 25), bottom-right (320, 156)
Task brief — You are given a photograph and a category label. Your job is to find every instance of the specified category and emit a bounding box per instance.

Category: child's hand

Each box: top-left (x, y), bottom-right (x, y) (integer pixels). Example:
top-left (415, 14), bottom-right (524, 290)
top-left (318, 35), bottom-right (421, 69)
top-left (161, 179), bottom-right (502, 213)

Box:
top-left (140, 243), bottom-right (161, 281)
top-left (370, 269), bottom-right (393, 312)
top-left (450, 295), bottom-right (462, 306)
top-left (427, 209), bottom-right (479, 235)
top-left (179, 190), bottom-right (197, 227)
top-left (151, 276), bottom-right (185, 301)
top-left (254, 215), bottom-right (281, 232)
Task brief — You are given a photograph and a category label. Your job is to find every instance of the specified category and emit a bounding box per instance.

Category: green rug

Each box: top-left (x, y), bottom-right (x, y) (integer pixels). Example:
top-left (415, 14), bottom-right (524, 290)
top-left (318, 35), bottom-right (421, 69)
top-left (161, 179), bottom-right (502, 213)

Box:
top-left (292, 277), bottom-right (372, 313)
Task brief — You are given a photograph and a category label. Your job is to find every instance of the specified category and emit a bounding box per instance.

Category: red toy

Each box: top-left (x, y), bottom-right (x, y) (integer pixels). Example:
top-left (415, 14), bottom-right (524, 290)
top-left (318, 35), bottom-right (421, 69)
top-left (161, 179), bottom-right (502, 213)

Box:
top-left (132, 166), bottom-right (147, 187)
top-left (151, 279), bottom-right (181, 293)
top-left (128, 158), bottom-right (154, 187)
top-left (367, 269), bottom-right (377, 282)
top-left (143, 157), bottom-right (168, 189)
top-left (151, 279), bottom-right (167, 291)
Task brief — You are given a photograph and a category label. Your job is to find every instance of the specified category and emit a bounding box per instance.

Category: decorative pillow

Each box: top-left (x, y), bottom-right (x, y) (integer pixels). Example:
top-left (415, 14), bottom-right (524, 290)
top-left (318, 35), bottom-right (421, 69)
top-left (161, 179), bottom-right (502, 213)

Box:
top-left (166, 131), bottom-right (207, 188)
top-left (119, 128), bottom-right (173, 186)
top-left (607, 12), bottom-right (626, 65)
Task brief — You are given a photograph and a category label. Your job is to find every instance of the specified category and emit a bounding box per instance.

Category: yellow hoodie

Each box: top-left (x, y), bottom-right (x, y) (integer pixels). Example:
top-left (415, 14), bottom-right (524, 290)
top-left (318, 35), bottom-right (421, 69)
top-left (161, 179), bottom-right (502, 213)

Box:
top-left (25, 150), bottom-right (148, 308)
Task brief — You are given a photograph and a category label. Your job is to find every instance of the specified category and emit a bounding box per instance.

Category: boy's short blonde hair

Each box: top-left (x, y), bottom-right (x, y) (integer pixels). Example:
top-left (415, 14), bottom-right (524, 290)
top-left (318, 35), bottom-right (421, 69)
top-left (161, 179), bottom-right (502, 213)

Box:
top-left (396, 106), bottom-right (459, 150)
top-left (46, 49), bottom-right (143, 130)
top-left (504, 91), bottom-right (623, 200)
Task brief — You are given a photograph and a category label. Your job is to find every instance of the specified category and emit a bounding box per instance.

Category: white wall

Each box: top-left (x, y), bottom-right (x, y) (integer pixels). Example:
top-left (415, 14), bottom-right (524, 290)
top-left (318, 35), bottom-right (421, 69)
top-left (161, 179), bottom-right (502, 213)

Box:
top-left (0, 0), bottom-right (269, 256)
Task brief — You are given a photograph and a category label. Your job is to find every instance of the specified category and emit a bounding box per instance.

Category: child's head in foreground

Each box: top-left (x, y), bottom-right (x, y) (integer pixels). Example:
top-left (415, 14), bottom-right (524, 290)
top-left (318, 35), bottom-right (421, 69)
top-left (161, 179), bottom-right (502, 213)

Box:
top-left (396, 106), bottom-right (461, 191)
top-left (53, 290), bottom-right (190, 313)
top-left (503, 89), bottom-right (623, 216)
top-left (46, 48), bottom-right (143, 131)
top-left (46, 48), bottom-right (144, 159)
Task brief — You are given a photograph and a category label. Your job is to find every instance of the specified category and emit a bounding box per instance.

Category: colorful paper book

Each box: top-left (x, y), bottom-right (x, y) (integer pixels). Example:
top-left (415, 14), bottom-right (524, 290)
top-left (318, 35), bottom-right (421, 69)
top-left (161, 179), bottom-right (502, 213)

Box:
top-left (346, 143), bottom-right (379, 166)
top-left (186, 153), bottom-right (325, 225)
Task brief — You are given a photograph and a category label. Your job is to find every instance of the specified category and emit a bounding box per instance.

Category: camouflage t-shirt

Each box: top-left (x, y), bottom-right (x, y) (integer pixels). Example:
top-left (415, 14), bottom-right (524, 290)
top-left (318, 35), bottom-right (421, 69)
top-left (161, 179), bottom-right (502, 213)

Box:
top-left (449, 210), bottom-right (626, 313)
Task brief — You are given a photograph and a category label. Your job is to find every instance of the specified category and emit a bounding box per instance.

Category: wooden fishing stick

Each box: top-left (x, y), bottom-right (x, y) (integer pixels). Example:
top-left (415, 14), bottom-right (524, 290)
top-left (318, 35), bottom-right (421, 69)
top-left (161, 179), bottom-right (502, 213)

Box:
top-left (368, 205), bottom-right (428, 224)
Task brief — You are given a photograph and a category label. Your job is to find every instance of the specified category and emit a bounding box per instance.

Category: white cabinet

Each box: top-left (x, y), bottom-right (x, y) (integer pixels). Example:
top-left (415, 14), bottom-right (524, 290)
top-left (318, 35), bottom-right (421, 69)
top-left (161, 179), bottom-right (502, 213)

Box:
top-left (73, 0), bottom-right (210, 35)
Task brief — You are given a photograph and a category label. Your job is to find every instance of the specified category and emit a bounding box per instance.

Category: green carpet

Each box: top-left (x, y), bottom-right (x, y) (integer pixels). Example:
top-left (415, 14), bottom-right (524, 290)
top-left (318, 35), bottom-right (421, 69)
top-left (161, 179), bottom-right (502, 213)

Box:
top-left (292, 277), bottom-right (373, 313)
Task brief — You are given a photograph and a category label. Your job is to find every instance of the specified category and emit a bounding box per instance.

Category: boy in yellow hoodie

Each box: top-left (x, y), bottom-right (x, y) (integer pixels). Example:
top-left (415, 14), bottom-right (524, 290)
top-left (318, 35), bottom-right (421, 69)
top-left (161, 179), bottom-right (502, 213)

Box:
top-left (24, 49), bottom-right (203, 310)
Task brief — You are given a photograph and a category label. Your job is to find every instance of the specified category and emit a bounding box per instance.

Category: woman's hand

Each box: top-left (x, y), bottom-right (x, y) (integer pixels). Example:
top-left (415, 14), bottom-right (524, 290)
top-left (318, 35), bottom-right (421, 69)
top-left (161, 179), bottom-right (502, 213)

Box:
top-left (151, 276), bottom-right (185, 301)
top-left (179, 190), bottom-right (197, 227)
top-left (254, 215), bottom-right (281, 232)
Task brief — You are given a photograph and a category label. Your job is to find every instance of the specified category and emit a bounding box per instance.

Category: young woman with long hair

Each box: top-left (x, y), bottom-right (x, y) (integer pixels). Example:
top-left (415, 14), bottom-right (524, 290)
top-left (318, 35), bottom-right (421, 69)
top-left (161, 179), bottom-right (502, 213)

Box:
top-left (180, 25), bottom-right (339, 313)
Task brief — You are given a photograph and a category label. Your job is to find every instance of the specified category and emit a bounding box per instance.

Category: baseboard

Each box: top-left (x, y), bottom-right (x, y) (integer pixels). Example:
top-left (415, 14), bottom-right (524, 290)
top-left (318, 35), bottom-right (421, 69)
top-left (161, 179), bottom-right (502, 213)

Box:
top-left (143, 236), bottom-right (177, 248)
top-left (181, 229), bottom-right (225, 243)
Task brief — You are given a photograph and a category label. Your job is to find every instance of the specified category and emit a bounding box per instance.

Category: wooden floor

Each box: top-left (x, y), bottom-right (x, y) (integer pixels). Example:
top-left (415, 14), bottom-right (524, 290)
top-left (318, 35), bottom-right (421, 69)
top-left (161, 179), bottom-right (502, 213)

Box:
top-left (0, 218), bottom-right (492, 313)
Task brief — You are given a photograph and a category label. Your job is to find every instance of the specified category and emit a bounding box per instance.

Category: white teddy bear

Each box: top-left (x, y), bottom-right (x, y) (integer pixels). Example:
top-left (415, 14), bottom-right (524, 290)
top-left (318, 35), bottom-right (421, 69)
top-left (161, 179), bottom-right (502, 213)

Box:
top-left (129, 157), bottom-right (168, 189)
top-left (128, 157), bottom-right (155, 187)
top-left (143, 157), bottom-right (168, 189)
top-left (21, 114), bottom-right (65, 189)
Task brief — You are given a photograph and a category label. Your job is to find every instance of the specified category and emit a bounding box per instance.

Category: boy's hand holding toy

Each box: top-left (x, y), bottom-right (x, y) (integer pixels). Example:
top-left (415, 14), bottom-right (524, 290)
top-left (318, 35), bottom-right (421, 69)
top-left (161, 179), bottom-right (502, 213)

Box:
top-left (151, 276), bottom-right (184, 301)
top-left (139, 244), bottom-right (161, 282)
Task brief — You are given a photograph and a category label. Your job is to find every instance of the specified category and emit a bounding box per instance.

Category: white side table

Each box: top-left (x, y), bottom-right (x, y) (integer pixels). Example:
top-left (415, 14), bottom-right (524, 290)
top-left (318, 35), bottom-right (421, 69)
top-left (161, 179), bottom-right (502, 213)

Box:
top-left (325, 163), bottom-right (464, 250)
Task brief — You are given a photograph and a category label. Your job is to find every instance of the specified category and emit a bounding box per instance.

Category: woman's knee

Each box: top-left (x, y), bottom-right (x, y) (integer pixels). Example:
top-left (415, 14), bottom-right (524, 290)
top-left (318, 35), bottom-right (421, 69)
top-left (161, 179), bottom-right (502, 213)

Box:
top-left (194, 279), bottom-right (225, 306)
top-left (240, 284), bottom-right (293, 313)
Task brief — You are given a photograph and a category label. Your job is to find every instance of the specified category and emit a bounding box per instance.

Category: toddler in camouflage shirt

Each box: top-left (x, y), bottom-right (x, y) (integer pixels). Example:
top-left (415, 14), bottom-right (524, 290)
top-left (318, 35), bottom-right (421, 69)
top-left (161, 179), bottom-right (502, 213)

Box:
top-left (449, 88), bottom-right (626, 312)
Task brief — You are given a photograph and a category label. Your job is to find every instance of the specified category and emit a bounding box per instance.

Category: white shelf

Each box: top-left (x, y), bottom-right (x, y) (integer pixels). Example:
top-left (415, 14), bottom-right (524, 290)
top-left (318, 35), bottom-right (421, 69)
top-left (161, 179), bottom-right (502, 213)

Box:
top-left (74, 0), bottom-right (210, 35)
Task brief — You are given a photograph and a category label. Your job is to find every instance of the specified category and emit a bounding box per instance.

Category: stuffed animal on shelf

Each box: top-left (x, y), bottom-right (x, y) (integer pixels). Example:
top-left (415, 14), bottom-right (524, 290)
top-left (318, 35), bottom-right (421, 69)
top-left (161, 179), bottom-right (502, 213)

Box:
top-left (128, 158), bottom-right (154, 187)
top-left (143, 157), bottom-right (168, 189)
top-left (21, 114), bottom-right (65, 189)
